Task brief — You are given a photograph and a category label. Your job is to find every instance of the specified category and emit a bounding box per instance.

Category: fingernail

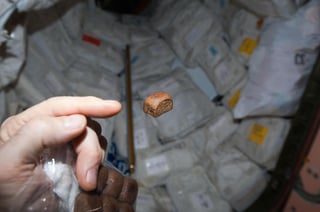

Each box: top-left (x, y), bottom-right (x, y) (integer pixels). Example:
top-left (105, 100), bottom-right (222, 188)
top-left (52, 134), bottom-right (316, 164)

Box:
top-left (86, 167), bottom-right (97, 186)
top-left (64, 115), bottom-right (84, 129)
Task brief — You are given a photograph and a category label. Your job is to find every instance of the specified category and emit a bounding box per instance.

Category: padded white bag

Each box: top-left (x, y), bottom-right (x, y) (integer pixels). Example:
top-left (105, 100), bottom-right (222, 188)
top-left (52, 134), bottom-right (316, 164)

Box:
top-left (195, 29), bottom-right (230, 78)
top-left (150, 0), bottom-right (189, 32)
top-left (201, 51), bottom-right (247, 95)
top-left (83, 18), bottom-right (129, 49)
top-left (166, 166), bottom-right (232, 212)
top-left (64, 58), bottom-right (121, 100)
top-left (205, 109), bottom-right (239, 153)
top-left (15, 45), bottom-right (72, 105)
top-left (232, 0), bottom-right (278, 17)
top-left (55, 0), bottom-right (87, 40)
top-left (229, 9), bottom-right (262, 65)
top-left (163, 1), bottom-right (222, 67)
top-left (234, 117), bottom-right (291, 170)
top-left (234, 0), bottom-right (320, 118)
top-left (272, 0), bottom-right (298, 18)
top-left (0, 5), bottom-right (26, 89)
top-left (207, 143), bottom-right (269, 211)
top-left (134, 146), bottom-right (198, 187)
top-left (27, 9), bottom-right (77, 73)
top-left (150, 186), bottom-right (177, 212)
top-left (222, 75), bottom-right (248, 112)
top-left (130, 39), bottom-right (176, 80)
top-left (135, 187), bottom-right (166, 212)
top-left (72, 38), bottom-right (124, 75)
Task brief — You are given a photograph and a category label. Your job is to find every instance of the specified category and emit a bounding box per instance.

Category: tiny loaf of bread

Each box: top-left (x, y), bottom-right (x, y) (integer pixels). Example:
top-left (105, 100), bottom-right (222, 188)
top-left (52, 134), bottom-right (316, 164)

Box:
top-left (143, 91), bottom-right (173, 117)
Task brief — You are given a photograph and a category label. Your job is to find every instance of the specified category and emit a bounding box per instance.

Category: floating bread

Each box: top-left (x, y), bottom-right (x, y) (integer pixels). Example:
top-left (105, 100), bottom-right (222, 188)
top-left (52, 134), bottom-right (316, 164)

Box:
top-left (143, 91), bottom-right (173, 117)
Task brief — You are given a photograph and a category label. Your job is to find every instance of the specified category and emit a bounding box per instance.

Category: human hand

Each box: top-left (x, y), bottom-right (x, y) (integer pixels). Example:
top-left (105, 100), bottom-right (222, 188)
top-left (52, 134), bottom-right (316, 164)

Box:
top-left (0, 96), bottom-right (122, 211)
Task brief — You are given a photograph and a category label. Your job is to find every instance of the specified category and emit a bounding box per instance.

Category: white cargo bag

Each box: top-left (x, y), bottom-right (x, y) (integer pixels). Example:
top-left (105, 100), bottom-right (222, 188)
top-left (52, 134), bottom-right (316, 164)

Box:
top-left (130, 39), bottom-right (176, 80)
top-left (72, 38), bottom-right (124, 75)
top-left (27, 9), bottom-right (77, 73)
top-left (205, 109), bottom-right (239, 153)
top-left (222, 75), bottom-right (248, 112)
top-left (138, 68), bottom-right (217, 142)
top-left (195, 29), bottom-right (230, 78)
top-left (229, 9), bottom-right (262, 65)
top-left (203, 53), bottom-right (247, 95)
top-left (233, 0), bottom-right (278, 17)
top-left (207, 143), bottom-right (269, 211)
top-left (150, 186), bottom-right (177, 212)
top-left (55, 0), bottom-right (87, 40)
top-left (134, 147), bottom-right (198, 187)
top-left (272, 0), bottom-right (298, 18)
top-left (234, 0), bottom-right (320, 118)
top-left (64, 58), bottom-right (121, 100)
top-left (113, 100), bottom-right (160, 158)
top-left (15, 45), bottom-right (72, 105)
top-left (150, 0), bottom-right (190, 32)
top-left (135, 187), bottom-right (166, 212)
top-left (163, 1), bottom-right (223, 67)
top-left (0, 7), bottom-right (26, 89)
top-left (234, 117), bottom-right (291, 170)
top-left (82, 18), bottom-right (129, 49)
top-left (166, 166), bottom-right (232, 212)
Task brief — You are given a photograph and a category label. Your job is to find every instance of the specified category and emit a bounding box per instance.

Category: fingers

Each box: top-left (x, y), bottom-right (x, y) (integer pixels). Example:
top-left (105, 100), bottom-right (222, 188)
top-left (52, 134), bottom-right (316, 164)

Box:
top-left (21, 96), bottom-right (122, 119)
top-left (3, 115), bottom-right (87, 160)
top-left (0, 96), bottom-right (121, 143)
top-left (73, 126), bottom-right (105, 191)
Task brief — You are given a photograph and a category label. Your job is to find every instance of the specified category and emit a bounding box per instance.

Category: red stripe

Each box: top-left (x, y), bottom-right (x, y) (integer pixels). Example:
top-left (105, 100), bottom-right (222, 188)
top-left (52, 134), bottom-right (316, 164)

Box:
top-left (82, 34), bottom-right (101, 46)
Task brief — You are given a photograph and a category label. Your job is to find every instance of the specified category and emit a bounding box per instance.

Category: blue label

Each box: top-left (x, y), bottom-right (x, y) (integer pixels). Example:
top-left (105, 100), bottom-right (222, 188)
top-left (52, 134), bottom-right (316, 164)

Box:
top-left (106, 142), bottom-right (117, 162)
top-left (209, 46), bottom-right (218, 57)
top-left (113, 158), bottom-right (130, 175)
top-left (131, 55), bottom-right (139, 64)
top-left (220, 0), bottom-right (225, 8)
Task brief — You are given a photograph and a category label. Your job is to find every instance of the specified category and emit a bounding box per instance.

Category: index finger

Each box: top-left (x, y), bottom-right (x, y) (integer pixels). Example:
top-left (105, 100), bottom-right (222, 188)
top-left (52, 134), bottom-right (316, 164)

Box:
top-left (20, 96), bottom-right (122, 120)
top-left (0, 96), bottom-right (121, 142)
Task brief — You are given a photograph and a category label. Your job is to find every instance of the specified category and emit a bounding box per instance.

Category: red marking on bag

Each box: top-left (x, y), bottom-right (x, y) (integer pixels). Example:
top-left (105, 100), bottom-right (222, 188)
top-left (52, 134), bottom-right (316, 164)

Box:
top-left (82, 34), bottom-right (101, 46)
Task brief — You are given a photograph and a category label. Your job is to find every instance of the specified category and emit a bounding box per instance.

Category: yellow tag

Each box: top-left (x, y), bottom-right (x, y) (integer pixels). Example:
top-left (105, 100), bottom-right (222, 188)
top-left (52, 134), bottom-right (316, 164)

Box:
top-left (239, 38), bottom-right (257, 55)
top-left (248, 124), bottom-right (268, 145)
top-left (228, 88), bottom-right (242, 109)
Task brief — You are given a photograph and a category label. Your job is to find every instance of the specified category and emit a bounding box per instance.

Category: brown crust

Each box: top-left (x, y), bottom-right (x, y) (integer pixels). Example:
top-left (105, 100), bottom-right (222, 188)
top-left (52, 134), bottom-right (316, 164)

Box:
top-left (143, 91), bottom-right (173, 117)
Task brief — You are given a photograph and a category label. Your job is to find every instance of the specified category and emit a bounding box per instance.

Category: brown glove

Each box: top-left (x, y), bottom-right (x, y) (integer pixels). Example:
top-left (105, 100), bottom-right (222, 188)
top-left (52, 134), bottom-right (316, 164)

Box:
top-left (74, 165), bottom-right (138, 212)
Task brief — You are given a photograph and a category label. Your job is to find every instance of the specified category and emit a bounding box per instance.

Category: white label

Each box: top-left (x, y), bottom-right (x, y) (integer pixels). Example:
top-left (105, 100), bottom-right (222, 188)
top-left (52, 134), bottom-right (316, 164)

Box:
top-left (214, 60), bottom-right (232, 83)
top-left (137, 194), bottom-right (156, 206)
top-left (190, 191), bottom-right (214, 211)
top-left (186, 27), bottom-right (202, 47)
top-left (134, 128), bottom-right (149, 150)
top-left (145, 155), bottom-right (169, 176)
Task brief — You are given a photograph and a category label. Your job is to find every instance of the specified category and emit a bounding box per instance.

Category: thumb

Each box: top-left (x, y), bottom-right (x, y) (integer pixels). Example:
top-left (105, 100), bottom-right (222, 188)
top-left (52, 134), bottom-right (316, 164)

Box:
top-left (6, 114), bottom-right (87, 160)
